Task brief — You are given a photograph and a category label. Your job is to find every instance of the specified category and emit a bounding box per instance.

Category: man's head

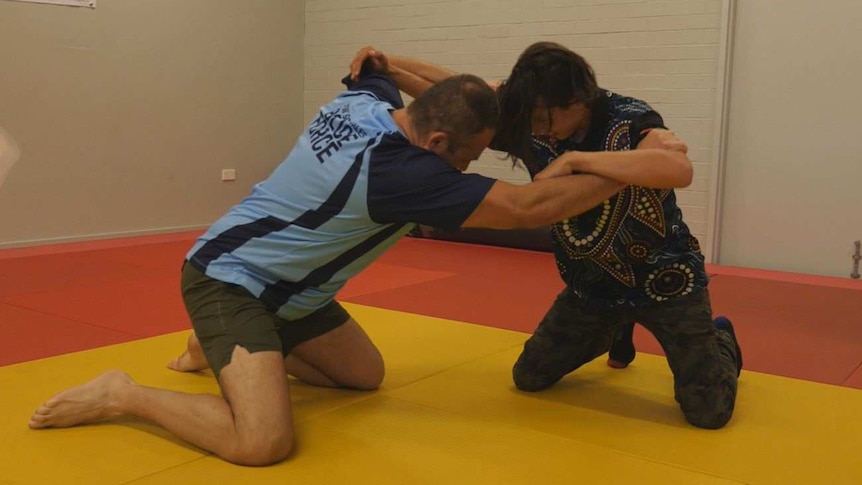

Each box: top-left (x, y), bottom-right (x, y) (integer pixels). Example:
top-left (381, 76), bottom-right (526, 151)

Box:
top-left (407, 74), bottom-right (499, 171)
top-left (493, 42), bottom-right (600, 167)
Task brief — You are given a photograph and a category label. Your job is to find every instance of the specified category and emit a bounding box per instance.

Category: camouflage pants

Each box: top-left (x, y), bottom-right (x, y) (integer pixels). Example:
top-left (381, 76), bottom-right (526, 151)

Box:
top-left (513, 289), bottom-right (739, 429)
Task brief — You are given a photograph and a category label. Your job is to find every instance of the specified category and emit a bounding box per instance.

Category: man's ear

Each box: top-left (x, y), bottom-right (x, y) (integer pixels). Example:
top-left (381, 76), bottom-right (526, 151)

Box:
top-left (424, 132), bottom-right (450, 155)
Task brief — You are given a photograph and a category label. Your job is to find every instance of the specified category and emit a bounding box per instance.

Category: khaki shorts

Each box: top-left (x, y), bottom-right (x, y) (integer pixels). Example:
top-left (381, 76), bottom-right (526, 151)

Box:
top-left (181, 262), bottom-right (350, 377)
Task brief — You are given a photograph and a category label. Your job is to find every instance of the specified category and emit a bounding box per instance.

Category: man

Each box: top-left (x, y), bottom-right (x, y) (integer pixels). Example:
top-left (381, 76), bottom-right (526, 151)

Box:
top-left (29, 56), bottom-right (630, 465)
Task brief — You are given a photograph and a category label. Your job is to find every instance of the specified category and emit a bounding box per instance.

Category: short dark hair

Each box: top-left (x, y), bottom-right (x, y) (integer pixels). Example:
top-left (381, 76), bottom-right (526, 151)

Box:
top-left (493, 42), bottom-right (599, 168)
top-left (407, 74), bottom-right (499, 153)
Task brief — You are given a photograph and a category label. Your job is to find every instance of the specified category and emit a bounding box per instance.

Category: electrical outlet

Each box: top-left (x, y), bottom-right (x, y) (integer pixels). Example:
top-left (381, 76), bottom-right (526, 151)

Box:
top-left (221, 169), bottom-right (236, 181)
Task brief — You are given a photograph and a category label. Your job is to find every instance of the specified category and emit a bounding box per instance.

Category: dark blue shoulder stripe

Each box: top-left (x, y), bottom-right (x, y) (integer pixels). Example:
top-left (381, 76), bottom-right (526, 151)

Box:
top-left (258, 223), bottom-right (405, 312)
top-left (189, 136), bottom-right (380, 269)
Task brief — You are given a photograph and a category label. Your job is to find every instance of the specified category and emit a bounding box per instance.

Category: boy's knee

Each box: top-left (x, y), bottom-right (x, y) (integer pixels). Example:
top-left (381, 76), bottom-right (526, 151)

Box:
top-left (678, 381), bottom-right (737, 430)
top-left (512, 359), bottom-right (558, 392)
top-left (683, 406), bottom-right (733, 429)
top-left (512, 366), bottom-right (540, 392)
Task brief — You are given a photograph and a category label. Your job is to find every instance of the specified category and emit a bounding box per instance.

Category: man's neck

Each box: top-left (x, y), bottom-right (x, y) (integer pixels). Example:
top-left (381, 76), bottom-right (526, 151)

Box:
top-left (391, 109), bottom-right (416, 143)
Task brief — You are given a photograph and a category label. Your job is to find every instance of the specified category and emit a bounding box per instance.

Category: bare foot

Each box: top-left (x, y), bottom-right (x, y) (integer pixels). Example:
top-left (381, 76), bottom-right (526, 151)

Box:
top-left (167, 332), bottom-right (209, 372)
top-left (29, 370), bottom-right (134, 429)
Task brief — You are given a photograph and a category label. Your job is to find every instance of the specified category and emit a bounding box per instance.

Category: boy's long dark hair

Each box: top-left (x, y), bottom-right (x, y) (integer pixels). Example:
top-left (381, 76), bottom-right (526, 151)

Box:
top-left (492, 42), bottom-right (600, 169)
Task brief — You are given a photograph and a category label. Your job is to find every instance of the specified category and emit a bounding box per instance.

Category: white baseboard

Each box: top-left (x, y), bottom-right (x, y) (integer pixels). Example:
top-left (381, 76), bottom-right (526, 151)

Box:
top-left (0, 224), bottom-right (209, 250)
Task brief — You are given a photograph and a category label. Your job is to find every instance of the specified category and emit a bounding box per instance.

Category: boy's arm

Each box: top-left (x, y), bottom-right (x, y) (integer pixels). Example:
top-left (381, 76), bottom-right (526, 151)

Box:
top-left (535, 130), bottom-right (693, 189)
top-left (387, 55), bottom-right (457, 84)
top-left (349, 46), bottom-right (496, 97)
top-left (387, 66), bottom-right (436, 99)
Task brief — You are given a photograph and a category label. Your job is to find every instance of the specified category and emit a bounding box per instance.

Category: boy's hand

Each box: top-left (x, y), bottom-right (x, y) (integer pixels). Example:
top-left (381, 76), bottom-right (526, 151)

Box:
top-left (535, 152), bottom-right (581, 181)
top-left (350, 46), bottom-right (390, 81)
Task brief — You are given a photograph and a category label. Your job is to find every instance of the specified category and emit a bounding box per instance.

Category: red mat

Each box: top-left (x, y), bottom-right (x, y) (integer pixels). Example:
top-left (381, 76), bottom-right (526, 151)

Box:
top-left (1, 236), bottom-right (860, 389)
top-left (340, 263), bottom-right (455, 299)
top-left (708, 275), bottom-right (862, 385)
top-left (347, 273), bottom-right (561, 333)
top-left (0, 251), bottom-right (164, 299)
top-left (844, 366), bottom-right (862, 388)
top-left (344, 240), bottom-right (862, 388)
top-left (0, 302), bottom-right (136, 366)
top-left (97, 240), bottom-right (194, 274)
top-left (2, 276), bottom-right (190, 338)
top-left (375, 238), bottom-right (560, 278)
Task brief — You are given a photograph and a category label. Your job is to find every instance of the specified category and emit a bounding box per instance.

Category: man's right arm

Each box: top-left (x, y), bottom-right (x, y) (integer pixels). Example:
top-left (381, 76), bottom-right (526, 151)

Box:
top-left (462, 175), bottom-right (624, 229)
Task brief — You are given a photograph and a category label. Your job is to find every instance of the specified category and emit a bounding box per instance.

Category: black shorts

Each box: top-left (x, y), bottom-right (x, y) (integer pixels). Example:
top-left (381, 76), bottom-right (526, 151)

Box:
top-left (180, 262), bottom-right (350, 377)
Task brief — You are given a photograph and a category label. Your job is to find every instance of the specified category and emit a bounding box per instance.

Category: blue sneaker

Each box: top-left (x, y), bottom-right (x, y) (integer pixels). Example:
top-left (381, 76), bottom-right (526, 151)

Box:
top-left (714, 316), bottom-right (743, 376)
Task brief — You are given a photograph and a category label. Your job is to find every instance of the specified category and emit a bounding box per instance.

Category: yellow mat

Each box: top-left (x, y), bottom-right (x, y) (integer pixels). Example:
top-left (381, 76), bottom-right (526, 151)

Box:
top-left (1, 303), bottom-right (860, 484)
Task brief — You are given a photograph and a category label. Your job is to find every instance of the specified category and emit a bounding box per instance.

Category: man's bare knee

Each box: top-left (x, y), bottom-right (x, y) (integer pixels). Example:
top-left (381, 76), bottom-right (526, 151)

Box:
top-left (224, 431), bottom-right (294, 466)
top-left (216, 347), bottom-right (296, 466)
top-left (351, 356), bottom-right (384, 391)
top-left (291, 318), bottom-right (385, 390)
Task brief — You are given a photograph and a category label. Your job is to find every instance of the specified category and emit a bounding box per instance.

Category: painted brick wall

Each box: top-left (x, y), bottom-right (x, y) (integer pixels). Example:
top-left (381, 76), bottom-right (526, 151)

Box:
top-left (304, 0), bottom-right (724, 251)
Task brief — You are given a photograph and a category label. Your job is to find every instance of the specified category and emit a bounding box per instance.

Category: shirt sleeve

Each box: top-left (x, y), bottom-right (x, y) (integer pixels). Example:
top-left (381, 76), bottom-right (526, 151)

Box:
top-left (366, 138), bottom-right (496, 231)
top-left (341, 71), bottom-right (405, 110)
top-left (629, 110), bottom-right (667, 149)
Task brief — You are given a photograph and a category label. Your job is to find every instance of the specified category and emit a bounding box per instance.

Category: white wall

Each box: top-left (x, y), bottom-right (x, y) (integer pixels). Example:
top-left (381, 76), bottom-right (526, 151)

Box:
top-left (718, 0), bottom-right (862, 277)
top-left (304, 0), bottom-right (727, 259)
top-left (0, 0), bottom-right (305, 247)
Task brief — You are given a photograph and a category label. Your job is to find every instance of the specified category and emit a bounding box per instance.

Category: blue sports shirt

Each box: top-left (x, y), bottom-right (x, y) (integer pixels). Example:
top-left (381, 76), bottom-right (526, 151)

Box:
top-left (187, 73), bottom-right (496, 319)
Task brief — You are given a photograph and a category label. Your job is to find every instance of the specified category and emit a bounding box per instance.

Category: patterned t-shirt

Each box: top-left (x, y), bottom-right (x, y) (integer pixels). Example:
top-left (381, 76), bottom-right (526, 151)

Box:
top-left (528, 90), bottom-right (708, 308)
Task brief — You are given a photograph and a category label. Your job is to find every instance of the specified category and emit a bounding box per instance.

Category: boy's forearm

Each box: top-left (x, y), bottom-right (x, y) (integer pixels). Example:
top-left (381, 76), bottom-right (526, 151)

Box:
top-left (564, 149), bottom-right (693, 189)
top-left (389, 56), bottom-right (457, 84)
top-left (388, 66), bottom-right (435, 98)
